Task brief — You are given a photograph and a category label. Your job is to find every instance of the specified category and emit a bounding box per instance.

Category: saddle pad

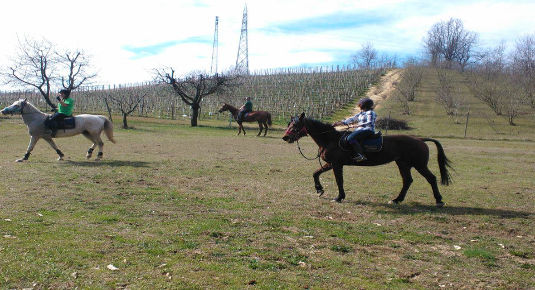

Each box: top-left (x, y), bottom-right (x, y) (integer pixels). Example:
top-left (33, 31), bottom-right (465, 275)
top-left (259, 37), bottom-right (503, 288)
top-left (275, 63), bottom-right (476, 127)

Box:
top-left (60, 117), bottom-right (76, 129)
top-left (362, 135), bottom-right (383, 152)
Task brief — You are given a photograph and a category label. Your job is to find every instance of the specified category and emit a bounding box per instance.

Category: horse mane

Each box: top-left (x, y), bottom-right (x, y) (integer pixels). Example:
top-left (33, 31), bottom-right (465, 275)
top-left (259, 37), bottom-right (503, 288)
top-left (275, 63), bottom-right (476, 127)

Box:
top-left (19, 99), bottom-right (42, 113)
top-left (303, 117), bottom-right (342, 141)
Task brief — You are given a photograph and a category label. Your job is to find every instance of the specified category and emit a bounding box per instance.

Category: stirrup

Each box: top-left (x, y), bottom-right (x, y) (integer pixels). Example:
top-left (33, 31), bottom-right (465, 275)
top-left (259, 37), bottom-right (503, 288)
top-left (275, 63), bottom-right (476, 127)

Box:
top-left (352, 153), bottom-right (367, 162)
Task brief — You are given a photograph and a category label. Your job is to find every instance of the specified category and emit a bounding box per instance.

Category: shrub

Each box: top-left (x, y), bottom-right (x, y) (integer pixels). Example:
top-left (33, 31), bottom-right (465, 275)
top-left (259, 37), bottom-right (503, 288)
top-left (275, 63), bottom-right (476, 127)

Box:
top-left (376, 117), bottom-right (410, 130)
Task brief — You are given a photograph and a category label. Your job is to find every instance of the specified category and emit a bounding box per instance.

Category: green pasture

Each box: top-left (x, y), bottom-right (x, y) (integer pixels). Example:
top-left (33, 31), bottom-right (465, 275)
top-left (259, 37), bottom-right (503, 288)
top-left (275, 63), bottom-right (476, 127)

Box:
top-left (1, 68), bottom-right (534, 288)
top-left (0, 115), bottom-right (533, 289)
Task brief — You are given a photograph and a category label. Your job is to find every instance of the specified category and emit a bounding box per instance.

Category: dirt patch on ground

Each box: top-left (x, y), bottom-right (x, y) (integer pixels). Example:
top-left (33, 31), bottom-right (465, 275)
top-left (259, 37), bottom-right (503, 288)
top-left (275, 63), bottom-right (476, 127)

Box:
top-left (348, 69), bottom-right (401, 117)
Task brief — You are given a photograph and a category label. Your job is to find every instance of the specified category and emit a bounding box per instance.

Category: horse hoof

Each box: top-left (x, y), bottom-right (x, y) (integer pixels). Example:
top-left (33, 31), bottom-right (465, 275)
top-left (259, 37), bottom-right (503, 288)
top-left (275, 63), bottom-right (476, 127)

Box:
top-left (389, 199), bottom-right (401, 205)
top-left (57, 157), bottom-right (64, 161)
top-left (316, 189), bottom-right (324, 196)
top-left (15, 159), bottom-right (24, 163)
top-left (333, 198), bottom-right (343, 203)
top-left (436, 202), bottom-right (445, 208)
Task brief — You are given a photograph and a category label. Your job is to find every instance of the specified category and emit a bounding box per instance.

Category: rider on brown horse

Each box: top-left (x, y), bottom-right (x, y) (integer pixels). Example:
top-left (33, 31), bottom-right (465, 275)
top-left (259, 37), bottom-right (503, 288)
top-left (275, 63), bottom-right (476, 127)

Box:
top-left (333, 98), bottom-right (377, 162)
top-left (237, 97), bottom-right (252, 122)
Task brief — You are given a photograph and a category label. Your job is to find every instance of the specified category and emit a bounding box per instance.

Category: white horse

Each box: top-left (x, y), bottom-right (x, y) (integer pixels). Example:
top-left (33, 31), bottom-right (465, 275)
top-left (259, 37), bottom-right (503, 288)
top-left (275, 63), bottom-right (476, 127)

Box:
top-left (1, 99), bottom-right (116, 162)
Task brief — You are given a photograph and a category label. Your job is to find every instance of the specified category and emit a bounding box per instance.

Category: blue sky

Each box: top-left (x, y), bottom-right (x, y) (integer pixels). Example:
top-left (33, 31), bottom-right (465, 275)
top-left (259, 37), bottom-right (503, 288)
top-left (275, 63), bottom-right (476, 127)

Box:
top-left (1, 0), bottom-right (534, 89)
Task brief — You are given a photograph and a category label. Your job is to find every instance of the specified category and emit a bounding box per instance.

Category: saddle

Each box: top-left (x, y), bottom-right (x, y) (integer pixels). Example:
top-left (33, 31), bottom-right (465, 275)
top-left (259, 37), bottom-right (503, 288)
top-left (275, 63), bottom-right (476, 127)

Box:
top-left (340, 131), bottom-right (383, 152)
top-left (361, 131), bottom-right (383, 152)
top-left (45, 116), bottom-right (76, 131)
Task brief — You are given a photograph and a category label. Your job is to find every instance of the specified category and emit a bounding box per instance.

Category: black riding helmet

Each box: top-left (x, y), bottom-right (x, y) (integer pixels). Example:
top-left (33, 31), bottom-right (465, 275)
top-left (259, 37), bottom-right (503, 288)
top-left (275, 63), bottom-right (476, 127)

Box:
top-left (59, 89), bottom-right (71, 98)
top-left (358, 97), bottom-right (374, 110)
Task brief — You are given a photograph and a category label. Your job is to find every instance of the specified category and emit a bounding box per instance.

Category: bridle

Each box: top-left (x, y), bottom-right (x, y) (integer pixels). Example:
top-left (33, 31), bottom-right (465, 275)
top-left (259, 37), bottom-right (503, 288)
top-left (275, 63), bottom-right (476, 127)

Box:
top-left (287, 120), bottom-right (325, 167)
top-left (3, 100), bottom-right (27, 115)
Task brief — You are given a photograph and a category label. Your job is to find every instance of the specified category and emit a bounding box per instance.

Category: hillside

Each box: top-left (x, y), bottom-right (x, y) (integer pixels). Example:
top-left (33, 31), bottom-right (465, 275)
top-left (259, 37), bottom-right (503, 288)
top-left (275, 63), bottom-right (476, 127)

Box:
top-left (375, 68), bottom-right (535, 141)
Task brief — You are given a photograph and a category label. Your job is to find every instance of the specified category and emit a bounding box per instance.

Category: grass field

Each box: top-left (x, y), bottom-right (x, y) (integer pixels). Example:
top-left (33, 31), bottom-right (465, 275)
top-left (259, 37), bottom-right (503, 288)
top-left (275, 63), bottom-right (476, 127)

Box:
top-left (1, 68), bottom-right (534, 288)
top-left (1, 115), bottom-right (534, 289)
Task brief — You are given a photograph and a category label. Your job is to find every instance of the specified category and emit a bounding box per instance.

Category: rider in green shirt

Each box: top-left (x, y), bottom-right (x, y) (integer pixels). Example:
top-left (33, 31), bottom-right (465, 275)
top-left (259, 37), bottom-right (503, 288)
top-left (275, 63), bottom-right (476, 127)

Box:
top-left (49, 89), bottom-right (74, 137)
top-left (238, 97), bottom-right (252, 122)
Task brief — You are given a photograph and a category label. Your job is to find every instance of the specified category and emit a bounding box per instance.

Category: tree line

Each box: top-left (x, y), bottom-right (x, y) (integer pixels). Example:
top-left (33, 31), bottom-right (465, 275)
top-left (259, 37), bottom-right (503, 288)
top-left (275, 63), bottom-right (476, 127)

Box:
top-left (2, 18), bottom-right (533, 128)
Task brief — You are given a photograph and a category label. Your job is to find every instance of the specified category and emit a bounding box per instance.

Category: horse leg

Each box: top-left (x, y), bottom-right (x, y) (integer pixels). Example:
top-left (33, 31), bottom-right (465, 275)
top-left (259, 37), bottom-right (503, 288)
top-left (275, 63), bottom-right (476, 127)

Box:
top-left (257, 121), bottom-right (262, 136)
top-left (237, 123), bottom-right (245, 135)
top-left (86, 144), bottom-right (96, 159)
top-left (333, 165), bottom-right (346, 202)
top-left (94, 135), bottom-right (105, 161)
top-left (263, 122), bottom-right (268, 136)
top-left (392, 160), bottom-right (413, 204)
top-left (43, 137), bottom-right (65, 161)
top-left (17, 136), bottom-right (40, 162)
top-left (313, 163), bottom-right (332, 196)
top-left (82, 132), bottom-right (97, 159)
top-left (415, 166), bottom-right (444, 207)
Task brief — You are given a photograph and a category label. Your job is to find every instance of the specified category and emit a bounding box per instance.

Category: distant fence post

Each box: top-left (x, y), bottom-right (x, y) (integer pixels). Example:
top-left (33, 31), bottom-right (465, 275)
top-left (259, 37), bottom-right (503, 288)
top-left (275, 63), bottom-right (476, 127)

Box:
top-left (464, 107), bottom-right (470, 138)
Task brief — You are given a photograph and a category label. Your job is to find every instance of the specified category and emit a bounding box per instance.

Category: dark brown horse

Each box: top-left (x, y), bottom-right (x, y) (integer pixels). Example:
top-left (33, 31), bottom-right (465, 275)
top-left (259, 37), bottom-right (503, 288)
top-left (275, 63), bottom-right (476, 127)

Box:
top-left (282, 113), bottom-right (452, 206)
top-left (218, 103), bottom-right (272, 136)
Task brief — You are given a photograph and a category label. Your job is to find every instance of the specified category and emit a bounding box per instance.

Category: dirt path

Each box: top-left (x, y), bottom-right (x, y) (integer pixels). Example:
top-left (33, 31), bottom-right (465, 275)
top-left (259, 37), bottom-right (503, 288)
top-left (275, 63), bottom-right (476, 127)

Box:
top-left (347, 69), bottom-right (401, 117)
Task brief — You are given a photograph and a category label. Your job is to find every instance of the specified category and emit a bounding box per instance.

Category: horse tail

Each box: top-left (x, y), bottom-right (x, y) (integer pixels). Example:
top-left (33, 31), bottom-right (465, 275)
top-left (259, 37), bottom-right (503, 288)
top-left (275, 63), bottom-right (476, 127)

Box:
top-left (102, 117), bottom-right (116, 144)
top-left (422, 138), bottom-right (452, 185)
top-left (267, 112), bottom-right (272, 127)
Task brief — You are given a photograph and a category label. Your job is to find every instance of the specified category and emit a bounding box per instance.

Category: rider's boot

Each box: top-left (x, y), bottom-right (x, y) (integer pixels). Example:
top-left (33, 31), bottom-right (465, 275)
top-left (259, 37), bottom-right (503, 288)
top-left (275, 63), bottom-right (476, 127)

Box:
top-left (350, 142), bottom-right (367, 162)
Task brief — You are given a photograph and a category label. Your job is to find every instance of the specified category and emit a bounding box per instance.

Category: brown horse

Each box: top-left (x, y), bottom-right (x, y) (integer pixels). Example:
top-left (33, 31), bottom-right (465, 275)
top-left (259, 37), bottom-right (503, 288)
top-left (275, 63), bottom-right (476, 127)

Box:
top-left (218, 103), bottom-right (272, 136)
top-left (282, 113), bottom-right (452, 206)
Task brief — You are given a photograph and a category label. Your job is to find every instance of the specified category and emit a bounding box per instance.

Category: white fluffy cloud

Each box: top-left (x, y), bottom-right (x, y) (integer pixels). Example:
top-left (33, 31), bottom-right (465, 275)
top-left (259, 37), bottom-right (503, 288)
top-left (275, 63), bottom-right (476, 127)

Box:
top-left (1, 0), bottom-right (534, 89)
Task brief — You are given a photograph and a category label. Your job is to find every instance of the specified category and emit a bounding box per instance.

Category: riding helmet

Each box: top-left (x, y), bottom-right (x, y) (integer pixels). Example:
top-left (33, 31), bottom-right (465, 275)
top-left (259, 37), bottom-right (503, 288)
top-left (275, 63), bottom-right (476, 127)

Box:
top-left (59, 89), bottom-right (71, 98)
top-left (358, 98), bottom-right (374, 110)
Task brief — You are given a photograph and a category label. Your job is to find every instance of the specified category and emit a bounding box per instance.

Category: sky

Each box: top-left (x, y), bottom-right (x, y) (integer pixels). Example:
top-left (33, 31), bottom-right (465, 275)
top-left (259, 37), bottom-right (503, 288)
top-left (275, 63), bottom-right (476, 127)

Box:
top-left (1, 0), bottom-right (534, 90)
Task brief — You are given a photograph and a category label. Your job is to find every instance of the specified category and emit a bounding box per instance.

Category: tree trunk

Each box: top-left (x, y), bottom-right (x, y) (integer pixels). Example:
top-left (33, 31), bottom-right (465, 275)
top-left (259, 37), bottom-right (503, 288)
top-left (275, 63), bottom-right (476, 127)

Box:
top-left (190, 104), bottom-right (199, 127)
top-left (43, 95), bottom-right (57, 111)
top-left (122, 113), bottom-right (128, 129)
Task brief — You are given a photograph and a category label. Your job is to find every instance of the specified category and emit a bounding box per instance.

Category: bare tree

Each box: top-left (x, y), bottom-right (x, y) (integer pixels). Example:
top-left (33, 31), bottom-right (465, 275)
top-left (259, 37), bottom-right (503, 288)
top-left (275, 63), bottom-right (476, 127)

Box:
top-left (395, 59), bottom-right (424, 102)
top-left (467, 42), bottom-right (526, 125)
top-left (424, 18), bottom-right (478, 70)
top-left (435, 68), bottom-right (465, 123)
top-left (107, 92), bottom-right (145, 129)
top-left (511, 34), bottom-right (535, 108)
top-left (467, 44), bottom-right (506, 115)
top-left (57, 49), bottom-right (96, 91)
top-left (3, 37), bottom-right (56, 109)
top-left (1, 36), bottom-right (96, 111)
top-left (352, 42), bottom-right (378, 70)
top-left (155, 68), bottom-right (236, 126)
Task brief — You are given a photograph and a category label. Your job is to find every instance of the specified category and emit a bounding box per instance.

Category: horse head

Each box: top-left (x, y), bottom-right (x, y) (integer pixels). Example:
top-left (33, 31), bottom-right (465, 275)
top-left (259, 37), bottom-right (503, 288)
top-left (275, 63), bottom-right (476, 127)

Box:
top-left (217, 103), bottom-right (230, 113)
top-left (282, 112), bottom-right (308, 143)
top-left (1, 99), bottom-right (28, 115)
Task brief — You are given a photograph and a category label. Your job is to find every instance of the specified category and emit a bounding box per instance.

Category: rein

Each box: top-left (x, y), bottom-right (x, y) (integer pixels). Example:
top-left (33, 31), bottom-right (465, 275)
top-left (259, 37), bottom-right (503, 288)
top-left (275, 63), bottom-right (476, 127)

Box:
top-left (293, 124), bottom-right (331, 167)
top-left (296, 139), bottom-right (324, 168)
top-left (296, 139), bottom-right (320, 161)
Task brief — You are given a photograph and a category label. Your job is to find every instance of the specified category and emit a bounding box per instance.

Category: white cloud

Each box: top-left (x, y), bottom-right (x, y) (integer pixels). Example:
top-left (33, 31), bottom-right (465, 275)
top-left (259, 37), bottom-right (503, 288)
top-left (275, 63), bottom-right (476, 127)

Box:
top-left (1, 0), bottom-right (534, 90)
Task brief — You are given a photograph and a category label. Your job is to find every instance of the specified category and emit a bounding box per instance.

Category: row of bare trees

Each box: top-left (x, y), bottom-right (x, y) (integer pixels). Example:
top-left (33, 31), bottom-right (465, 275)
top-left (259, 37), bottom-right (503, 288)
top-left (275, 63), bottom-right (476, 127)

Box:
top-left (421, 17), bottom-right (533, 126)
top-left (466, 34), bottom-right (535, 125)
top-left (394, 59), bottom-right (425, 115)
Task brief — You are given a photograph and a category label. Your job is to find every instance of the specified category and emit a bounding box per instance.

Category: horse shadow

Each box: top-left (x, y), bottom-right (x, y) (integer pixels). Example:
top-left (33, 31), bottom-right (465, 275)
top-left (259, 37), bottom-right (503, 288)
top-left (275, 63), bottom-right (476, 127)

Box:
top-left (64, 160), bottom-right (151, 168)
top-left (320, 197), bottom-right (533, 219)
top-left (369, 201), bottom-right (531, 218)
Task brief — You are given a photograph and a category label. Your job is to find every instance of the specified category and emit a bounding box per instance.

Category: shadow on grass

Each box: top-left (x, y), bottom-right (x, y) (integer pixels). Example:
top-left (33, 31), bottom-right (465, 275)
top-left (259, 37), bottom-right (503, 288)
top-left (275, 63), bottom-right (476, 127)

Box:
top-left (351, 200), bottom-right (533, 219)
top-left (65, 160), bottom-right (151, 168)
top-left (315, 195), bottom-right (532, 218)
